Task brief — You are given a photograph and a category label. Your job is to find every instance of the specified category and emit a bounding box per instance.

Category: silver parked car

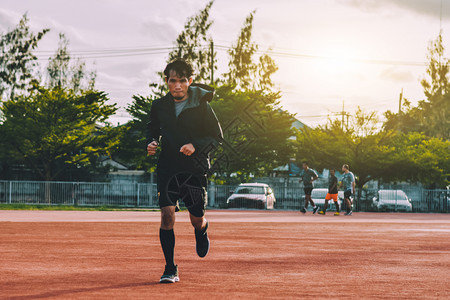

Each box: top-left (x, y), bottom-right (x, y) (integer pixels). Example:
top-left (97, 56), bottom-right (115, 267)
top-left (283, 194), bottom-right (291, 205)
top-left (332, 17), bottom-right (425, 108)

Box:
top-left (303, 188), bottom-right (343, 211)
top-left (372, 190), bottom-right (413, 212)
top-left (227, 183), bottom-right (276, 209)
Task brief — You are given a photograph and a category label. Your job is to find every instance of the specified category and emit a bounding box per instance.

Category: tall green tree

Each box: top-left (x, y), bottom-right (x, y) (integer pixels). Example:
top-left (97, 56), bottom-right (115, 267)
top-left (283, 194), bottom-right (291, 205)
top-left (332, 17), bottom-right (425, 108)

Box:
top-left (418, 31), bottom-right (450, 140)
top-left (224, 11), bottom-right (278, 92)
top-left (120, 1), bottom-right (216, 170)
top-left (421, 31), bottom-right (449, 98)
top-left (384, 32), bottom-right (450, 139)
top-left (210, 86), bottom-right (295, 183)
top-left (208, 10), bottom-right (289, 183)
top-left (0, 86), bottom-right (122, 181)
top-left (168, 0), bottom-right (215, 83)
top-left (297, 106), bottom-right (449, 194)
top-left (46, 33), bottom-right (96, 92)
top-left (121, 3), bottom-right (292, 181)
top-left (149, 0), bottom-right (216, 97)
top-left (224, 11), bottom-right (258, 90)
top-left (0, 14), bottom-right (49, 100)
top-left (295, 108), bottom-right (398, 199)
top-left (390, 132), bottom-right (449, 188)
top-left (114, 94), bottom-right (158, 171)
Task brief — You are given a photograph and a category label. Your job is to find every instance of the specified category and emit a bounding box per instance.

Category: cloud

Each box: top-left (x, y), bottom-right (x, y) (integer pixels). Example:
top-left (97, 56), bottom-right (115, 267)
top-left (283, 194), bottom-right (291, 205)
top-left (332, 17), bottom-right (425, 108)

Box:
top-left (0, 8), bottom-right (23, 33)
top-left (379, 67), bottom-right (415, 82)
top-left (140, 15), bottom-right (181, 44)
top-left (43, 17), bottom-right (93, 47)
top-left (139, 0), bottom-right (212, 45)
top-left (337, 0), bottom-right (448, 19)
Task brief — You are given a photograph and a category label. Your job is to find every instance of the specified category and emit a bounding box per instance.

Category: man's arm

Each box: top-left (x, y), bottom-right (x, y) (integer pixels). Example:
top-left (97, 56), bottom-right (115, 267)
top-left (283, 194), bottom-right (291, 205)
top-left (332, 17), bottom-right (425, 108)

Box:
top-left (189, 102), bottom-right (223, 155)
top-left (311, 170), bottom-right (319, 184)
top-left (146, 101), bottom-right (160, 155)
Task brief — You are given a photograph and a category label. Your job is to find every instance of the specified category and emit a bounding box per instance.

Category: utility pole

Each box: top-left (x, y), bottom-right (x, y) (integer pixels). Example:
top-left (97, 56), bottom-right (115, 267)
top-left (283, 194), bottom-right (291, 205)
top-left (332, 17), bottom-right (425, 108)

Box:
top-left (210, 40), bottom-right (214, 85)
top-left (341, 100), bottom-right (345, 129)
top-left (397, 88), bottom-right (403, 131)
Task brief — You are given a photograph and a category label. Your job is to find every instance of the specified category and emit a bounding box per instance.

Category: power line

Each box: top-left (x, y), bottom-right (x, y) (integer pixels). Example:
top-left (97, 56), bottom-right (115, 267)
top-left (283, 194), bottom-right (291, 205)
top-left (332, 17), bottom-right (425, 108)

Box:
top-left (33, 43), bottom-right (428, 67)
top-left (214, 44), bottom-right (427, 66)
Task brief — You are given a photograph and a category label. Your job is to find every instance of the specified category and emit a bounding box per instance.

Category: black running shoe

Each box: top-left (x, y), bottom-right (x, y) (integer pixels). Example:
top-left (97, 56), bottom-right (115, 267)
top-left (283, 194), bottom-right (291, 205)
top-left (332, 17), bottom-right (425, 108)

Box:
top-left (300, 207), bottom-right (307, 214)
top-left (313, 206), bottom-right (319, 214)
top-left (195, 222), bottom-right (210, 258)
top-left (160, 265), bottom-right (179, 283)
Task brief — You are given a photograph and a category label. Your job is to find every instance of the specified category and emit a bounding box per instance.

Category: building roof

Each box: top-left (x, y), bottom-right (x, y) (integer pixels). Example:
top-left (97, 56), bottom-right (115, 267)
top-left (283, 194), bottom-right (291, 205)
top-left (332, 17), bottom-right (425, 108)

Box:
top-left (291, 119), bottom-right (310, 130)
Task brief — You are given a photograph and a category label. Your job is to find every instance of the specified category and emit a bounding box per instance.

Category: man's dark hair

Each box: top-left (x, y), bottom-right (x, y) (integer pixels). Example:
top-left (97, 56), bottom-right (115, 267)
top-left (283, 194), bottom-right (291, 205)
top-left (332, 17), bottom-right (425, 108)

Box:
top-left (302, 161), bottom-right (308, 166)
top-left (164, 59), bottom-right (194, 79)
top-left (330, 168), bottom-right (335, 172)
top-left (343, 164), bottom-right (349, 170)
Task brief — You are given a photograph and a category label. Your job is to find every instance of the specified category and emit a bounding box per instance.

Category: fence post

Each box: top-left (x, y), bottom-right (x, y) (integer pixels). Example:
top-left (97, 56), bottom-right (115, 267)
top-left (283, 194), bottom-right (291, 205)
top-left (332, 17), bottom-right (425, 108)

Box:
top-left (137, 183), bottom-right (140, 207)
top-left (72, 182), bottom-right (75, 206)
top-left (209, 181), bottom-right (215, 208)
top-left (9, 181), bottom-right (12, 204)
top-left (395, 190), bottom-right (398, 212)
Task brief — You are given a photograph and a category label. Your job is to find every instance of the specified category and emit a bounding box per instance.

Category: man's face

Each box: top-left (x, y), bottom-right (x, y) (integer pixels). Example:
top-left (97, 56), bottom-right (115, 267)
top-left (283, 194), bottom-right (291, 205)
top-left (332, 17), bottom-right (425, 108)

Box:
top-left (166, 70), bottom-right (192, 101)
top-left (342, 165), bottom-right (346, 172)
top-left (330, 169), bottom-right (335, 176)
top-left (302, 163), bottom-right (308, 170)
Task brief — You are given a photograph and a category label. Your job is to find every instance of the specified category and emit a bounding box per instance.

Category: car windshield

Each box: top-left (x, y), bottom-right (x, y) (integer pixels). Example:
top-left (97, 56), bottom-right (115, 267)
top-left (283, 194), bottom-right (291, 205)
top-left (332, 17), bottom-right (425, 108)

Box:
top-left (379, 190), bottom-right (408, 201)
top-left (235, 186), bottom-right (265, 194)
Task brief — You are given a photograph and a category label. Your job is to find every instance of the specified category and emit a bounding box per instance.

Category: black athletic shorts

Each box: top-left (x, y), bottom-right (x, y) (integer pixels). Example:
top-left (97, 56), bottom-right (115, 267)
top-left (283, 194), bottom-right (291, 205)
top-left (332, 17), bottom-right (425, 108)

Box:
top-left (157, 172), bottom-right (207, 218)
top-left (344, 190), bottom-right (352, 199)
top-left (304, 187), bottom-right (313, 196)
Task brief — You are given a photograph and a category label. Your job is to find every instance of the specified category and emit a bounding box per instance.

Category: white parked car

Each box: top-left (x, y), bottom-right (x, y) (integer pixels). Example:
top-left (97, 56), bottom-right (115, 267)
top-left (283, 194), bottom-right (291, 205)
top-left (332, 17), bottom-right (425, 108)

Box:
top-left (302, 188), bottom-right (343, 211)
top-left (227, 183), bottom-right (276, 209)
top-left (372, 190), bottom-right (413, 212)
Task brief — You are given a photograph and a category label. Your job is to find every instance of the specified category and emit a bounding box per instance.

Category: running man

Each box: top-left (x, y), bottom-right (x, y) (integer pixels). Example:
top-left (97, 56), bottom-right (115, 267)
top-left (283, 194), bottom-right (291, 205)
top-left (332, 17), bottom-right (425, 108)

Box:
top-left (147, 59), bottom-right (223, 283)
top-left (340, 164), bottom-right (355, 216)
top-left (299, 161), bottom-right (319, 214)
top-left (319, 168), bottom-right (340, 216)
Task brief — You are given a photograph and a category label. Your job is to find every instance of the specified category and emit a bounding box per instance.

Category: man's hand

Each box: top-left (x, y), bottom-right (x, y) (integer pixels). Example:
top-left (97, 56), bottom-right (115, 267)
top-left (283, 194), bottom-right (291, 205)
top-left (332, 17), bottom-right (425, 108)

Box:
top-left (180, 143), bottom-right (195, 156)
top-left (147, 141), bottom-right (158, 156)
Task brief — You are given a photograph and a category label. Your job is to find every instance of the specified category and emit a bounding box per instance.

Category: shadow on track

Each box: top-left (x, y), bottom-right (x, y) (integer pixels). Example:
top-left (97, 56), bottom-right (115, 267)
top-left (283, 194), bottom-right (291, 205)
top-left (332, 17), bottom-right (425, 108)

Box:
top-left (8, 281), bottom-right (159, 300)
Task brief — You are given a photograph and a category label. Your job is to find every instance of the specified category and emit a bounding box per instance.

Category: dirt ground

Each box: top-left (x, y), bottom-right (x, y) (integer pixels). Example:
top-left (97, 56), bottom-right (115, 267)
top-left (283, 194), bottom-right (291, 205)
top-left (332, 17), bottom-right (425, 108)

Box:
top-left (0, 210), bottom-right (449, 299)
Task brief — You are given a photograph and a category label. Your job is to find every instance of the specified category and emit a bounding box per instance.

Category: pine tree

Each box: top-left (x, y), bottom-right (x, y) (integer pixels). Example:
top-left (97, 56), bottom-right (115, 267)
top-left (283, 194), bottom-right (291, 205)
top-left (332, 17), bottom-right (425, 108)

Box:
top-left (0, 14), bottom-right (49, 100)
top-left (149, 1), bottom-right (216, 97)
top-left (46, 33), bottom-right (96, 93)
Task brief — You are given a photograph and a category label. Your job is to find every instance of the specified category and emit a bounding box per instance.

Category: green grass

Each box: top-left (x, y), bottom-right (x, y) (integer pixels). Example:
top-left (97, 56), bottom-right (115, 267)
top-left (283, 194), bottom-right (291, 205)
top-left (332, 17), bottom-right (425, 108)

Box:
top-left (0, 203), bottom-right (160, 212)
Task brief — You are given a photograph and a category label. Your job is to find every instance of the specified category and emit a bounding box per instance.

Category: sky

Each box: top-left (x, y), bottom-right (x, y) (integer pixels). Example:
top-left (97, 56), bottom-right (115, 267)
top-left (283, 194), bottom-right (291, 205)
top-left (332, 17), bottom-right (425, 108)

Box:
top-left (0, 0), bottom-right (448, 127)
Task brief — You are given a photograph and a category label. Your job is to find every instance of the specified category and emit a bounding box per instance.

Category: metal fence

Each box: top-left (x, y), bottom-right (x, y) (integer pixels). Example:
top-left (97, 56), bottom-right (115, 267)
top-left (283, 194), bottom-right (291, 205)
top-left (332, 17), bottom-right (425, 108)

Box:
top-left (0, 180), bottom-right (448, 213)
top-left (0, 180), bottom-right (159, 208)
top-left (209, 184), bottom-right (449, 213)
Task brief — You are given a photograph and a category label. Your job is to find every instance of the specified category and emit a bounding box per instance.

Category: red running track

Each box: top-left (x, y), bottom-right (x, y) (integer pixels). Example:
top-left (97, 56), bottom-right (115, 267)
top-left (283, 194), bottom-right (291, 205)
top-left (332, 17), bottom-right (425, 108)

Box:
top-left (0, 210), bottom-right (449, 299)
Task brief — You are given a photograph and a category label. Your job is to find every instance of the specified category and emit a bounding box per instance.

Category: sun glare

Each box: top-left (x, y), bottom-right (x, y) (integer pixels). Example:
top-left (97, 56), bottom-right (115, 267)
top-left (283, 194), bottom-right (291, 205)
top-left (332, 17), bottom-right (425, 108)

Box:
top-left (316, 45), bottom-right (360, 74)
